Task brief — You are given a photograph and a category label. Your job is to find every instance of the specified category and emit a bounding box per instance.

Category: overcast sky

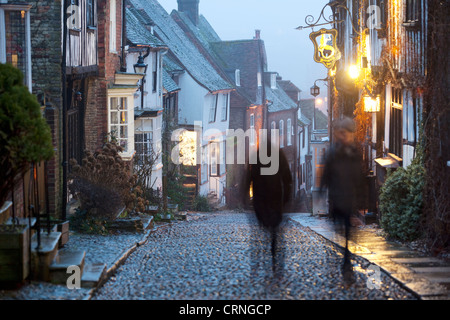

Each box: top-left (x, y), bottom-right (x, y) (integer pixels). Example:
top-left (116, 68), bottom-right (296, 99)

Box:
top-left (157, 0), bottom-right (331, 104)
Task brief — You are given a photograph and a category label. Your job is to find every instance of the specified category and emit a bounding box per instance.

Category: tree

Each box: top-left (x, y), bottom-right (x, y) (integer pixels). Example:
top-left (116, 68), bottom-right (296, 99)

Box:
top-left (0, 63), bottom-right (54, 205)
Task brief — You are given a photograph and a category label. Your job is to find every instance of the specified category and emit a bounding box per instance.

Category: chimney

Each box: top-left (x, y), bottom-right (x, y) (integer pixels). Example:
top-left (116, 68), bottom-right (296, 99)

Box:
top-left (177, 0), bottom-right (200, 25)
top-left (254, 29), bottom-right (261, 40)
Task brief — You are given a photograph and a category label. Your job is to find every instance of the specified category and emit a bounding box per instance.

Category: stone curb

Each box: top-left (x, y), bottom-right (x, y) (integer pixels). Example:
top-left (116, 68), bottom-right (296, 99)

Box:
top-left (287, 216), bottom-right (446, 300)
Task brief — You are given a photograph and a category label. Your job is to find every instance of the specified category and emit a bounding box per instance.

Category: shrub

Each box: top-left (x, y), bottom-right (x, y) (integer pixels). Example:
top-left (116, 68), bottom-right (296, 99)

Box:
top-left (68, 142), bottom-right (147, 221)
top-left (379, 156), bottom-right (425, 241)
top-left (193, 195), bottom-right (211, 212)
top-left (0, 64), bottom-right (54, 205)
top-left (167, 171), bottom-right (189, 210)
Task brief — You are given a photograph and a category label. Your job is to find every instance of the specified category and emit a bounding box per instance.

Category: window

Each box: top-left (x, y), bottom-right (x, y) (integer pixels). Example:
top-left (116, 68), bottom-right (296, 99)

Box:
top-left (405, 0), bottom-right (420, 24)
top-left (135, 119), bottom-right (154, 165)
top-left (279, 120), bottom-right (284, 148)
top-left (110, 97), bottom-right (128, 151)
top-left (152, 52), bottom-right (158, 92)
top-left (87, 0), bottom-right (95, 27)
top-left (302, 128), bottom-right (306, 148)
top-left (270, 121), bottom-right (276, 140)
top-left (250, 114), bottom-right (255, 146)
top-left (221, 93), bottom-right (228, 121)
top-left (1, 8), bottom-right (31, 88)
top-left (209, 94), bottom-right (218, 123)
top-left (235, 69), bottom-right (240, 87)
top-left (210, 142), bottom-right (218, 176)
top-left (257, 72), bottom-right (262, 87)
top-left (389, 87), bottom-right (403, 158)
top-left (109, 0), bottom-right (116, 52)
top-left (287, 118), bottom-right (292, 146)
top-left (270, 73), bottom-right (277, 89)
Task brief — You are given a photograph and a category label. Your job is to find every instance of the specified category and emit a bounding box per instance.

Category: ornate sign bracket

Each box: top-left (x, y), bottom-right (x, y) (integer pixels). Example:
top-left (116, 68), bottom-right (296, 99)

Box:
top-left (309, 28), bottom-right (341, 69)
top-left (296, 0), bottom-right (361, 36)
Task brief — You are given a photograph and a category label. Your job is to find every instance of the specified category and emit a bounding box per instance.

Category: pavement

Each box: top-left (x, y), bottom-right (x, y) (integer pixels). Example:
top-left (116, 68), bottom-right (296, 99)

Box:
top-left (286, 212), bottom-right (450, 300)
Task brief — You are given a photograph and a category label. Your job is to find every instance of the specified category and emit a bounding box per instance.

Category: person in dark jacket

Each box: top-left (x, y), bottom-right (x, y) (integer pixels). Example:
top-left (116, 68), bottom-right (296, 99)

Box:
top-left (320, 117), bottom-right (365, 285)
top-left (244, 138), bottom-right (292, 276)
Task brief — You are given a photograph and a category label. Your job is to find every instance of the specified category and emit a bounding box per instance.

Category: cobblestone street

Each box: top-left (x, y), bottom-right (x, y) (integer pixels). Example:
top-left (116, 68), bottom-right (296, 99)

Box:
top-left (92, 212), bottom-right (416, 300)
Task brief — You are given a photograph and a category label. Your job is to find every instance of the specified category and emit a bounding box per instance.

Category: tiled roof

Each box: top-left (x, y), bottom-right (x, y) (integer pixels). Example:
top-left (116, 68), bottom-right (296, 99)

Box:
top-left (298, 112), bottom-right (311, 126)
top-left (278, 80), bottom-right (302, 94)
top-left (128, 0), bottom-right (233, 92)
top-left (266, 82), bottom-right (298, 113)
top-left (299, 99), bottom-right (328, 129)
top-left (126, 8), bottom-right (166, 47)
top-left (163, 55), bottom-right (184, 73)
top-left (211, 40), bottom-right (265, 105)
top-left (162, 68), bottom-right (180, 93)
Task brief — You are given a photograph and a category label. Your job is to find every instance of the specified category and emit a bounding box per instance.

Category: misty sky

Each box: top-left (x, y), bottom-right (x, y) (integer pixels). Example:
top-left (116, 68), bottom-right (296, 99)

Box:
top-left (157, 0), bottom-right (331, 106)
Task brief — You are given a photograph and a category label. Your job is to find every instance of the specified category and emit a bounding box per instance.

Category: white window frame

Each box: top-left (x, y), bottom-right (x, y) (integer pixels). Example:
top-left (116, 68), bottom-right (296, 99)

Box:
top-left (209, 94), bottom-right (218, 123)
top-left (235, 69), bottom-right (240, 87)
top-left (270, 121), bottom-right (276, 140)
top-left (134, 118), bottom-right (154, 163)
top-left (270, 73), bottom-right (277, 89)
top-left (221, 93), bottom-right (228, 121)
top-left (250, 113), bottom-right (255, 146)
top-left (109, 0), bottom-right (116, 53)
top-left (210, 141), bottom-right (218, 177)
top-left (287, 118), bottom-right (292, 146)
top-left (109, 96), bottom-right (129, 152)
top-left (279, 120), bottom-right (284, 148)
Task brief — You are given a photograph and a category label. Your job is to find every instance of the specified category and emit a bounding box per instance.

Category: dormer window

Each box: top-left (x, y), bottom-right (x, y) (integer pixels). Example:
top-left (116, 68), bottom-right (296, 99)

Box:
top-left (235, 69), bottom-right (241, 87)
top-left (270, 73), bottom-right (277, 89)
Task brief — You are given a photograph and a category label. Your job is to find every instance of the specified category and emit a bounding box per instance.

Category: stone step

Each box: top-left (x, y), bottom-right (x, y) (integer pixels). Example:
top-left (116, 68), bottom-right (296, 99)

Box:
top-left (5, 217), bottom-right (36, 228)
top-left (81, 263), bottom-right (107, 288)
top-left (30, 231), bottom-right (61, 281)
top-left (49, 250), bottom-right (86, 284)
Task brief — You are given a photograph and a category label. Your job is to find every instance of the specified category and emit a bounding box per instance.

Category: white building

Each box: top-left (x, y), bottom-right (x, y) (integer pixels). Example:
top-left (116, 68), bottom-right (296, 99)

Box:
top-left (129, 0), bottom-right (233, 204)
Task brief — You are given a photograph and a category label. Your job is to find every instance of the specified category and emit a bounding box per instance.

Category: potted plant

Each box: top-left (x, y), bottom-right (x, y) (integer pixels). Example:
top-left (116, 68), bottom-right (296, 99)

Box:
top-left (0, 64), bottom-right (54, 283)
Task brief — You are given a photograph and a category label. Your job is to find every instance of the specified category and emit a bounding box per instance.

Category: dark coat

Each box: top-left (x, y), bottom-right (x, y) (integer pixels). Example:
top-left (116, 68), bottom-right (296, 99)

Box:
top-left (245, 147), bottom-right (292, 228)
top-left (320, 143), bottom-right (365, 217)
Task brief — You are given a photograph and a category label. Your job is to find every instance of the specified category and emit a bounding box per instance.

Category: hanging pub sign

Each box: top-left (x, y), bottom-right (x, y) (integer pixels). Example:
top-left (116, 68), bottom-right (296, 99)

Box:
top-left (309, 28), bottom-right (341, 69)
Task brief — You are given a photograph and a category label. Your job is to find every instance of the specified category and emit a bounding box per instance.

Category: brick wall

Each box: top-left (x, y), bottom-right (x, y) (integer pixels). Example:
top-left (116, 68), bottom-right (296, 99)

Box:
top-left (28, 0), bottom-right (63, 218)
top-left (268, 109), bottom-right (298, 198)
top-left (84, 0), bottom-right (123, 152)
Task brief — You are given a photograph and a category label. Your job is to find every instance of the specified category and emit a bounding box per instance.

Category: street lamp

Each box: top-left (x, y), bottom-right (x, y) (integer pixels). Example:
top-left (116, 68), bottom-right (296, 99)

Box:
top-left (310, 78), bottom-right (328, 97)
top-left (133, 53), bottom-right (148, 74)
top-left (310, 84), bottom-right (320, 97)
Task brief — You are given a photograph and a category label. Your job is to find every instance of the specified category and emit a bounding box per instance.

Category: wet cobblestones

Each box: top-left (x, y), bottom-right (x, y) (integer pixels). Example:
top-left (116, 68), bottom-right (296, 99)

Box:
top-left (92, 212), bottom-right (417, 300)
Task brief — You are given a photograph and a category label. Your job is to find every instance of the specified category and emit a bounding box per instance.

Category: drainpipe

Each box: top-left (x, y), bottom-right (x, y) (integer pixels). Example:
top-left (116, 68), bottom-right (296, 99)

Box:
top-left (61, 0), bottom-right (68, 221)
top-left (121, 0), bottom-right (127, 72)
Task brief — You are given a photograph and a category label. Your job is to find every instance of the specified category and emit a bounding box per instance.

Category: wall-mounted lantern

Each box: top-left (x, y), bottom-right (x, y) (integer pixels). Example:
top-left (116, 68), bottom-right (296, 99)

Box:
top-left (363, 95), bottom-right (381, 112)
top-left (310, 84), bottom-right (320, 97)
top-left (133, 53), bottom-right (148, 74)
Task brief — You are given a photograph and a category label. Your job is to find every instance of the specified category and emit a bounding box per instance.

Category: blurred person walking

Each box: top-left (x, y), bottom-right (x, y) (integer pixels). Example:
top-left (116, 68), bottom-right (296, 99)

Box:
top-left (244, 138), bottom-right (292, 276)
top-left (320, 117), bottom-right (365, 286)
